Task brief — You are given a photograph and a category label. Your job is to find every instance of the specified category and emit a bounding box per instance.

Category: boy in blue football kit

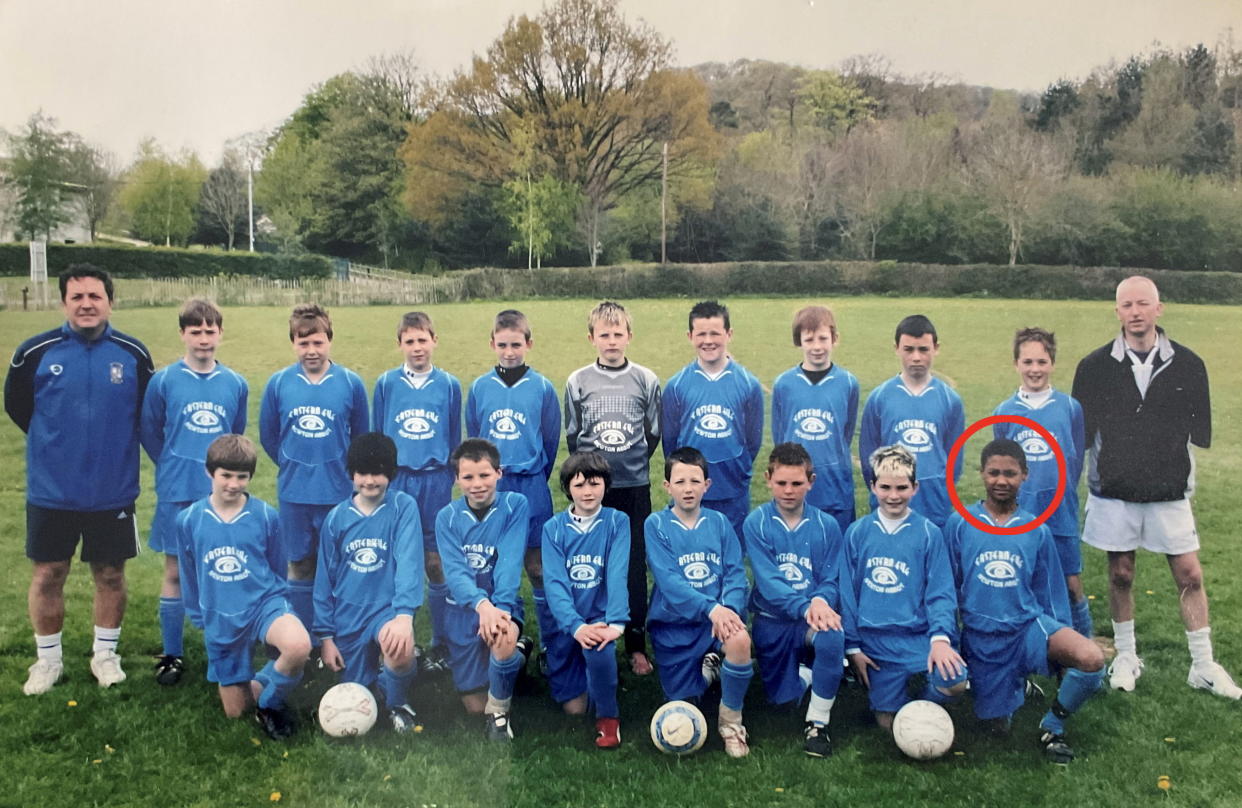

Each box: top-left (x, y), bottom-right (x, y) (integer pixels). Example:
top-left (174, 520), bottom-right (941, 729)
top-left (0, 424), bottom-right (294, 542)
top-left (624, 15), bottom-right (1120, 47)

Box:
top-left (944, 439), bottom-right (1104, 763)
top-left (743, 443), bottom-right (846, 758)
top-left (178, 435), bottom-right (311, 739)
top-left (991, 328), bottom-right (1092, 638)
top-left (771, 305), bottom-right (860, 533)
top-left (540, 451), bottom-right (630, 749)
top-left (662, 301), bottom-right (764, 540)
top-left (841, 445), bottom-right (967, 732)
top-left (646, 447), bottom-right (754, 758)
top-left (859, 315), bottom-right (964, 528)
top-left (435, 439), bottom-right (531, 740)
top-left (564, 300), bottom-right (661, 676)
top-left (372, 312), bottom-right (462, 667)
top-left (466, 310), bottom-right (561, 646)
top-left (315, 433), bottom-right (424, 732)
top-left (260, 304), bottom-right (369, 638)
top-left (141, 298), bottom-right (249, 685)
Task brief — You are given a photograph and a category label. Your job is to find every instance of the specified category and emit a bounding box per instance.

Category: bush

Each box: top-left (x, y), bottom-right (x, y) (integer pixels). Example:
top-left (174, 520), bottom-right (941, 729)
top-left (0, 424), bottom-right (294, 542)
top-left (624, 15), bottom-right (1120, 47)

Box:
top-left (0, 243), bottom-right (332, 280)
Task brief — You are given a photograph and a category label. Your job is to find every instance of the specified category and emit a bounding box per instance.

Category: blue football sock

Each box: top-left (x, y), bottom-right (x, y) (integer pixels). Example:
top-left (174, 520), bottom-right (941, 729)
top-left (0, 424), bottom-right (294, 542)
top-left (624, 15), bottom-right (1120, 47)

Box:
top-left (287, 579), bottom-right (316, 646)
top-left (427, 582), bottom-right (450, 648)
top-left (488, 651), bottom-right (524, 703)
top-left (379, 664), bottom-right (417, 708)
top-left (532, 588), bottom-right (554, 640)
top-left (811, 629), bottom-right (845, 700)
top-left (720, 659), bottom-right (754, 713)
top-left (585, 640), bottom-right (620, 718)
top-left (1041, 667), bottom-right (1104, 734)
top-left (1071, 598), bottom-right (1094, 639)
top-left (256, 662), bottom-right (302, 710)
top-left (158, 596), bottom-right (185, 657)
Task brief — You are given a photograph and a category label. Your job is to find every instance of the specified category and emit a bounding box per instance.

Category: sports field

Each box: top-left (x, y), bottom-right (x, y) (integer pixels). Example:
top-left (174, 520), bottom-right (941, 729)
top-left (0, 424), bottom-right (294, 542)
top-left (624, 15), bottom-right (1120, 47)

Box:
top-left (1, 294), bottom-right (1239, 807)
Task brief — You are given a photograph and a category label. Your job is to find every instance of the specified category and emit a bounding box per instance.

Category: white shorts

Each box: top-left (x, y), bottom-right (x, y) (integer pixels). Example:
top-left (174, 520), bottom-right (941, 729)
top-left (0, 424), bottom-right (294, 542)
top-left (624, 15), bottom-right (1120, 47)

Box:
top-left (1081, 494), bottom-right (1199, 555)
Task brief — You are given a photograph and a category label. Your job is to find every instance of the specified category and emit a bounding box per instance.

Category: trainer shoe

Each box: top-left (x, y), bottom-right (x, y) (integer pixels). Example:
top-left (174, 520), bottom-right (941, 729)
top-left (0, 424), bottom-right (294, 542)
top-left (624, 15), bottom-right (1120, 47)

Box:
top-left (1039, 729), bottom-right (1074, 764)
top-left (153, 655), bottom-right (184, 686)
top-left (389, 703), bottom-right (421, 733)
top-left (255, 704), bottom-right (298, 740)
top-left (803, 722), bottom-right (832, 758)
top-left (1188, 661), bottom-right (1242, 700)
top-left (22, 659), bottom-right (64, 696)
top-left (1109, 652), bottom-right (1143, 692)
top-left (701, 651), bottom-right (722, 687)
top-left (595, 717), bottom-right (621, 749)
top-left (417, 645), bottom-right (451, 677)
top-left (485, 711), bottom-right (515, 742)
top-left (719, 721), bottom-right (750, 758)
top-left (90, 649), bottom-right (127, 688)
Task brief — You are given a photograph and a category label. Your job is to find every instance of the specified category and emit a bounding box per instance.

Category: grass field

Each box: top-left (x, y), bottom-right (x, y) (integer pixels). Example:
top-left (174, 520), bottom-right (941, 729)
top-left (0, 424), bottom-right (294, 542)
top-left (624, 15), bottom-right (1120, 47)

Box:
top-left (1, 294), bottom-right (1240, 808)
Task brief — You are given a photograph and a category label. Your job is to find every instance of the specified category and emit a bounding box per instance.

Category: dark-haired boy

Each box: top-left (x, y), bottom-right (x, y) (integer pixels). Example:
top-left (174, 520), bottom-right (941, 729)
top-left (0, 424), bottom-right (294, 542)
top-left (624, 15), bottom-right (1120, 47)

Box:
top-left (435, 438), bottom-right (531, 740)
top-left (373, 311), bottom-right (462, 668)
top-left (141, 297), bottom-right (249, 685)
top-left (662, 300), bottom-right (763, 540)
top-left (646, 447), bottom-right (754, 758)
top-left (178, 435), bottom-right (311, 739)
top-left (540, 451), bottom-right (630, 748)
top-left (315, 433), bottom-right (424, 732)
top-left (260, 303), bottom-right (369, 640)
top-left (944, 439), bottom-right (1104, 763)
top-left (466, 309), bottom-right (561, 651)
top-left (859, 314), bottom-right (964, 528)
top-left (743, 443), bottom-right (845, 758)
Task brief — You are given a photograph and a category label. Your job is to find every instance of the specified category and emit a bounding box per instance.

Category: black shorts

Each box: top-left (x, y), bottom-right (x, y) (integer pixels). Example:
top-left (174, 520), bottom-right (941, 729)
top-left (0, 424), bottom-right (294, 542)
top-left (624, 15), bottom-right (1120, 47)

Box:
top-left (26, 503), bottom-right (140, 564)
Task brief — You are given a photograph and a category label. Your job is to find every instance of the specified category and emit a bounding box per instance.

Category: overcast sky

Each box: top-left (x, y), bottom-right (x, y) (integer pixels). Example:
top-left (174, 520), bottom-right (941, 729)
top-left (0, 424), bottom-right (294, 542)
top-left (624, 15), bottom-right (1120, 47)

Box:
top-left (2, 0), bottom-right (1239, 165)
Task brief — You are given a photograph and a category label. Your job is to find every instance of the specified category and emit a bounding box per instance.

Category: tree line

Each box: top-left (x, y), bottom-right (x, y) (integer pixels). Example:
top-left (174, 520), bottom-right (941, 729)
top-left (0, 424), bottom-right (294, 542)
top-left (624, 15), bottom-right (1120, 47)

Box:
top-left (4, 0), bottom-right (1241, 272)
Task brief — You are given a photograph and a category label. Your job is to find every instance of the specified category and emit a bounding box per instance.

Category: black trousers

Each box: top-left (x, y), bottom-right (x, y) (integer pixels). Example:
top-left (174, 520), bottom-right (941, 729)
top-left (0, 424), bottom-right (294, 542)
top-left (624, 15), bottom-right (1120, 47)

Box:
top-left (603, 484), bottom-right (652, 655)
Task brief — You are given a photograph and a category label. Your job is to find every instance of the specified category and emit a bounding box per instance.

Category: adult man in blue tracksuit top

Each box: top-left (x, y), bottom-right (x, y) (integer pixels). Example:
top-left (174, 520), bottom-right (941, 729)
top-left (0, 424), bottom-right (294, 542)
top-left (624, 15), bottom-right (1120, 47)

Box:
top-left (662, 300), bottom-right (764, 541)
top-left (5, 265), bottom-right (154, 695)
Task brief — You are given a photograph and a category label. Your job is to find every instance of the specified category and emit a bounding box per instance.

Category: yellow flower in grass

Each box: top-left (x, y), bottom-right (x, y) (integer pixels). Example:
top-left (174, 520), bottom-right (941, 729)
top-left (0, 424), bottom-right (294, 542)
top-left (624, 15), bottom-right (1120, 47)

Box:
top-left (1157, 775), bottom-right (1172, 792)
top-left (270, 791), bottom-right (282, 802)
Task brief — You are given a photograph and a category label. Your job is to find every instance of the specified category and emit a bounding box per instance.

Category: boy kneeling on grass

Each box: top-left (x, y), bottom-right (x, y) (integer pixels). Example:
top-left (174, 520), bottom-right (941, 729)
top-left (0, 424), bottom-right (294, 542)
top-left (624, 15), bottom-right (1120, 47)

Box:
top-left (315, 433), bottom-right (424, 733)
top-left (178, 434), bottom-right (311, 739)
top-left (540, 451), bottom-right (631, 749)
top-left (645, 447), bottom-right (754, 758)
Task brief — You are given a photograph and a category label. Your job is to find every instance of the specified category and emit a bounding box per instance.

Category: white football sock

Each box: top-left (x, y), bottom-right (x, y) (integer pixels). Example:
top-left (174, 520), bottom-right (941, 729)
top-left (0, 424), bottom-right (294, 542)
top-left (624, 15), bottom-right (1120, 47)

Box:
top-left (93, 625), bottom-right (121, 655)
top-left (1187, 626), bottom-right (1214, 668)
top-left (1113, 620), bottom-right (1136, 656)
top-left (35, 632), bottom-right (63, 663)
top-left (805, 693), bottom-right (835, 725)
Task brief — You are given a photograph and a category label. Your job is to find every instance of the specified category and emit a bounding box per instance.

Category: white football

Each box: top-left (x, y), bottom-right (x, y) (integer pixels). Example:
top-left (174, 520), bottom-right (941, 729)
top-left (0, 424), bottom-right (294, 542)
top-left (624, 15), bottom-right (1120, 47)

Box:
top-left (892, 699), bottom-right (954, 760)
top-left (650, 700), bottom-right (708, 756)
top-left (318, 682), bottom-right (378, 737)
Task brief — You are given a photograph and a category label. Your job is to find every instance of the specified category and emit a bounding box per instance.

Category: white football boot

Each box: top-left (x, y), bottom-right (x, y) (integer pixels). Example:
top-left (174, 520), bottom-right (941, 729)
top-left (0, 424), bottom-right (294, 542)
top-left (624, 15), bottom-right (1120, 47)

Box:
top-left (1188, 661), bottom-right (1242, 700)
top-left (1109, 652), bottom-right (1143, 692)
top-left (22, 659), bottom-right (64, 695)
top-left (90, 649), bottom-right (127, 687)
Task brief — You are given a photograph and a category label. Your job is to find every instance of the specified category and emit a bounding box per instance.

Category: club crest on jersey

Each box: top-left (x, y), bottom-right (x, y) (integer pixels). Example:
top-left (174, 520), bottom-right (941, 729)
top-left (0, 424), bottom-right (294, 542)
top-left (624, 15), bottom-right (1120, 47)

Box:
top-left (206, 546), bottom-right (250, 583)
top-left (396, 407), bottom-right (439, 440)
top-left (488, 409), bottom-right (526, 441)
top-left (1015, 429), bottom-right (1053, 461)
top-left (185, 401), bottom-right (227, 434)
top-left (895, 419), bottom-right (936, 453)
top-left (291, 406), bottom-right (334, 439)
top-left (598, 428), bottom-right (627, 447)
top-left (347, 538), bottom-right (387, 573)
top-left (49, 363), bottom-right (63, 375)
top-left (692, 404), bottom-right (734, 440)
top-left (110, 362), bottom-right (124, 384)
top-left (864, 556), bottom-right (909, 594)
top-left (975, 550), bottom-right (1022, 588)
top-left (778, 561), bottom-right (806, 583)
top-left (793, 408), bottom-right (834, 441)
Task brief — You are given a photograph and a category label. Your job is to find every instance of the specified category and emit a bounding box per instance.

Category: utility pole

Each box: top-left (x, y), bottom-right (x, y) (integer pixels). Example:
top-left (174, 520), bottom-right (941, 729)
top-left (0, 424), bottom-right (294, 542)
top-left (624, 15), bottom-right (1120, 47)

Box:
top-left (660, 141), bottom-right (668, 265)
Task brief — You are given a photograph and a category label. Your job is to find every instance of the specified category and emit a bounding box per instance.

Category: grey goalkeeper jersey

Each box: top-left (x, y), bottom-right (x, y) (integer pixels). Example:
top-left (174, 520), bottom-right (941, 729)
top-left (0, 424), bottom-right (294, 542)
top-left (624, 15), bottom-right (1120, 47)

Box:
top-left (564, 361), bottom-right (662, 488)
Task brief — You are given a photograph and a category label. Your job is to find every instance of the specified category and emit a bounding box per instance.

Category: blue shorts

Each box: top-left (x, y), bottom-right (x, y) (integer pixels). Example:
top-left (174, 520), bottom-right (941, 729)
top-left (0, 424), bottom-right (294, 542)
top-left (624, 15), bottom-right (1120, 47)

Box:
top-left (148, 500), bottom-right (192, 554)
top-left (859, 628), bottom-right (968, 713)
top-left (334, 609), bottom-right (399, 688)
top-left (278, 501), bottom-right (332, 563)
top-left (1052, 533), bottom-right (1083, 577)
top-left (703, 497), bottom-right (747, 544)
top-left (543, 625), bottom-right (619, 704)
top-left (964, 614), bottom-right (1065, 720)
top-left (393, 467), bottom-right (452, 553)
top-left (649, 620), bottom-right (719, 701)
top-left (498, 472), bottom-right (553, 548)
top-left (441, 603), bottom-right (524, 693)
top-left (205, 597), bottom-right (291, 686)
top-left (752, 615), bottom-right (845, 705)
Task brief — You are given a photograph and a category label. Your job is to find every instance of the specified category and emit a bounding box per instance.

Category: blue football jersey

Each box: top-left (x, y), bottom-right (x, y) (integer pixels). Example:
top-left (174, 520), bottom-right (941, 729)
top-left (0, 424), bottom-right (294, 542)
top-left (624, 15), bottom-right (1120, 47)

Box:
top-left (645, 506), bottom-right (748, 625)
top-left (743, 501), bottom-right (843, 621)
top-left (372, 366), bottom-right (462, 473)
top-left (991, 389), bottom-right (1084, 537)
top-left (259, 362), bottom-right (369, 505)
top-left (434, 491), bottom-right (528, 618)
top-left (859, 375), bottom-right (964, 526)
top-left (465, 368), bottom-right (560, 478)
top-left (771, 364), bottom-right (859, 514)
top-left (540, 507), bottom-right (631, 635)
top-left (141, 360), bottom-right (249, 501)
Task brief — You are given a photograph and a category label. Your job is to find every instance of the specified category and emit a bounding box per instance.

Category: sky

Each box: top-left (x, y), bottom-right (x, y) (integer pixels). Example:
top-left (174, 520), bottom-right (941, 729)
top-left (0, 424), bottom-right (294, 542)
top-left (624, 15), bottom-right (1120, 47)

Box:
top-left (2, 0), bottom-right (1239, 165)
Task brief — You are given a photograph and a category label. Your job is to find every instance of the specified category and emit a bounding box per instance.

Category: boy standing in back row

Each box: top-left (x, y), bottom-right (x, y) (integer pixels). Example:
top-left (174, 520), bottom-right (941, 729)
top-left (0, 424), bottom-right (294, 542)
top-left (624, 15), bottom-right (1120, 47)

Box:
top-left (564, 301), bottom-right (661, 675)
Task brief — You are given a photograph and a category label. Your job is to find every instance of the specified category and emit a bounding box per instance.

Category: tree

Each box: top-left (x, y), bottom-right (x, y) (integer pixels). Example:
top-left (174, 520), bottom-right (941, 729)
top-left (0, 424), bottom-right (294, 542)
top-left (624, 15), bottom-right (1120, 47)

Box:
top-left (117, 140), bottom-right (206, 246)
top-left (64, 138), bottom-right (119, 241)
top-left (3, 112), bottom-right (72, 240)
top-left (402, 0), bottom-right (720, 265)
top-left (795, 70), bottom-right (875, 136)
top-left (198, 149), bottom-right (248, 249)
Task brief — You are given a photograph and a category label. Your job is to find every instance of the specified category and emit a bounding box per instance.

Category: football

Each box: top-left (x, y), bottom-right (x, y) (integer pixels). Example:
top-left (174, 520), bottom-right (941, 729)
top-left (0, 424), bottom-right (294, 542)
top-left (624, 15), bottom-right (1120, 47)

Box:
top-left (650, 700), bottom-right (708, 756)
top-left (318, 682), bottom-right (378, 737)
top-left (892, 699), bottom-right (954, 760)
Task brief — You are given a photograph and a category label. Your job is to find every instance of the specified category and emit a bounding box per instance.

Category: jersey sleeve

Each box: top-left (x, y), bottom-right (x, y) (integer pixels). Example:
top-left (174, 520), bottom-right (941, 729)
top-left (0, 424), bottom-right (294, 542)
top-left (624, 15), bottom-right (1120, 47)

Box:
top-left (922, 523), bottom-right (958, 641)
top-left (177, 510), bottom-right (203, 629)
top-left (743, 375), bottom-right (764, 462)
top-left (313, 509), bottom-right (341, 639)
top-left (371, 374), bottom-right (388, 436)
top-left (540, 518), bottom-right (585, 635)
top-left (839, 523), bottom-right (862, 651)
top-left (393, 496), bottom-right (425, 616)
top-left (604, 512), bottom-right (632, 627)
top-left (743, 510), bottom-right (806, 621)
top-left (4, 342), bottom-right (37, 433)
top-left (349, 373), bottom-right (370, 438)
top-left (232, 376), bottom-right (249, 435)
top-left (844, 374), bottom-right (860, 445)
top-left (719, 516), bottom-right (749, 615)
top-left (540, 380), bottom-right (561, 479)
top-left (464, 382), bottom-right (481, 438)
top-left (139, 371), bottom-right (167, 463)
top-left (564, 376), bottom-right (583, 454)
top-left (436, 506), bottom-right (487, 610)
top-left (1069, 397), bottom-right (1086, 486)
top-left (643, 374), bottom-right (662, 458)
top-left (1070, 357), bottom-right (1097, 449)
top-left (259, 375), bottom-right (281, 464)
top-left (811, 514), bottom-right (844, 611)
top-left (490, 496), bottom-right (530, 616)
top-left (263, 505), bottom-right (288, 598)
top-left (645, 515), bottom-right (716, 621)
top-left (660, 375), bottom-right (682, 459)
top-left (945, 391), bottom-right (965, 482)
top-left (859, 392), bottom-right (881, 487)
top-left (1033, 527), bottom-right (1071, 625)
top-left (1190, 356), bottom-right (1211, 449)
top-left (771, 378), bottom-right (789, 445)
top-left (447, 376), bottom-right (463, 453)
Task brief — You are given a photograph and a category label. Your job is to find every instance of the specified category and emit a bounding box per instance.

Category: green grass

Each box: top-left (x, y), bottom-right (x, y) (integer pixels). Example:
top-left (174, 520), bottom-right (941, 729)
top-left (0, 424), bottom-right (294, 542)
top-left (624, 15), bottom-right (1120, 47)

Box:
top-left (2, 295), bottom-right (1240, 807)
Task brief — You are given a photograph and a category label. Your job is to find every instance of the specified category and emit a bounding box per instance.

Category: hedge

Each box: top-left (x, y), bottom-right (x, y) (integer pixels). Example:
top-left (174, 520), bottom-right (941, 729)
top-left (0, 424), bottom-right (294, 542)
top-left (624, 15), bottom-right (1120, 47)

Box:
top-left (0, 243), bottom-right (332, 280)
